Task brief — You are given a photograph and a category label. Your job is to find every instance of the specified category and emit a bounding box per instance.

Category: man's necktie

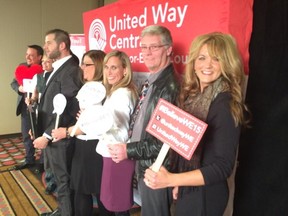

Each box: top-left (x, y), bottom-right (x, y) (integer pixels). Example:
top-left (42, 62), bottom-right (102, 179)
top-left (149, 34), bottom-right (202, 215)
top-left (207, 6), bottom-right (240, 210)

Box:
top-left (44, 72), bottom-right (50, 83)
top-left (128, 79), bottom-right (149, 137)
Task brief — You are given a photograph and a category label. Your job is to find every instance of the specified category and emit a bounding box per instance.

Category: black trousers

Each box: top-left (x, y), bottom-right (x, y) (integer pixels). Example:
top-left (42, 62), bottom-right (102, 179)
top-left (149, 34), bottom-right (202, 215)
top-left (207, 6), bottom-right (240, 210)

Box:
top-left (73, 192), bottom-right (114, 216)
top-left (45, 138), bottom-right (74, 216)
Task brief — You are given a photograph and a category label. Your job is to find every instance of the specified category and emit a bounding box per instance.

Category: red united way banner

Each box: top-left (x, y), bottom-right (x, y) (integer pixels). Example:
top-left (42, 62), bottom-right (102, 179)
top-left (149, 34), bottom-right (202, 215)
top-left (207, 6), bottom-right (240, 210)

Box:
top-left (146, 99), bottom-right (208, 160)
top-left (70, 34), bottom-right (86, 65)
top-left (83, 0), bottom-right (253, 74)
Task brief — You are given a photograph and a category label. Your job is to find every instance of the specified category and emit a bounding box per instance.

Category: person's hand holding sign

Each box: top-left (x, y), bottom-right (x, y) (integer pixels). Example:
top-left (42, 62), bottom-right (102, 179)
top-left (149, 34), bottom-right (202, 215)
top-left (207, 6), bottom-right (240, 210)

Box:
top-left (34, 93), bottom-right (67, 148)
top-left (23, 78), bottom-right (37, 137)
top-left (52, 82), bottom-right (112, 142)
top-left (144, 167), bottom-right (180, 200)
top-left (144, 165), bottom-right (204, 192)
top-left (143, 99), bottom-right (208, 189)
top-left (144, 166), bottom-right (172, 189)
top-left (143, 32), bottom-right (248, 215)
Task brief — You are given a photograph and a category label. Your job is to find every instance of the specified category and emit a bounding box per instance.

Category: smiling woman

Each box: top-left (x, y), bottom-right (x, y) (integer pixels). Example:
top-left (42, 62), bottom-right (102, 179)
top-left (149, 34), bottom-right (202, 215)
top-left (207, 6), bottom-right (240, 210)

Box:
top-left (144, 32), bottom-right (250, 216)
top-left (104, 56), bottom-right (126, 86)
top-left (96, 50), bottom-right (138, 216)
top-left (194, 44), bottom-right (222, 92)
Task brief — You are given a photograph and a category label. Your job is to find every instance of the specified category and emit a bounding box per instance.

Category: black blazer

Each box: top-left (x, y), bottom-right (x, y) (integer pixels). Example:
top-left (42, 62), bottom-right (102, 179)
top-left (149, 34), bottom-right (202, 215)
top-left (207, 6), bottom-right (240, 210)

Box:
top-left (10, 63), bottom-right (29, 116)
top-left (38, 57), bottom-right (82, 137)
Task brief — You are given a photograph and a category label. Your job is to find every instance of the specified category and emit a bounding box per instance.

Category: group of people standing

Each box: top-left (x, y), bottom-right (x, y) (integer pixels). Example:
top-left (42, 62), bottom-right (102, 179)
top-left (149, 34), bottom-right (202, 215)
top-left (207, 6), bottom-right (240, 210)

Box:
top-left (11, 24), bottom-right (249, 216)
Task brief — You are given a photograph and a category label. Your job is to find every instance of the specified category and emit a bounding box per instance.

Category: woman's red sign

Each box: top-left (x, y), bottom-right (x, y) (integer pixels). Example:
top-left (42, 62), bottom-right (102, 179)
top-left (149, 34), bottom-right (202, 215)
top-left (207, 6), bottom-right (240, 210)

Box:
top-left (146, 98), bottom-right (207, 160)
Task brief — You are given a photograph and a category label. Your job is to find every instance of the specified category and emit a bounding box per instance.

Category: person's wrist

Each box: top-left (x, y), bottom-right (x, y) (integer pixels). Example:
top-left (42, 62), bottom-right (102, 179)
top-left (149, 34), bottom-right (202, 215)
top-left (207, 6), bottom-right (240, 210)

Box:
top-left (43, 136), bottom-right (50, 141)
top-left (66, 127), bottom-right (71, 139)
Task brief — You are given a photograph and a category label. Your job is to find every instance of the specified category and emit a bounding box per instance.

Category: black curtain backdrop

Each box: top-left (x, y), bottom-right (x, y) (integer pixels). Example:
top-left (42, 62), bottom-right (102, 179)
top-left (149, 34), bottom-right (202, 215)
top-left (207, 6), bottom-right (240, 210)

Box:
top-left (233, 0), bottom-right (288, 215)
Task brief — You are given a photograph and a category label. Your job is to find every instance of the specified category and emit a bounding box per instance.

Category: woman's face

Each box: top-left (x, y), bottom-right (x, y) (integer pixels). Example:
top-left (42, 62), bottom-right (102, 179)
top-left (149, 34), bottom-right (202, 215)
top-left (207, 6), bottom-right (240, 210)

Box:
top-left (104, 56), bottom-right (126, 86)
top-left (42, 58), bottom-right (53, 72)
top-left (194, 44), bottom-right (222, 92)
top-left (81, 56), bottom-right (95, 82)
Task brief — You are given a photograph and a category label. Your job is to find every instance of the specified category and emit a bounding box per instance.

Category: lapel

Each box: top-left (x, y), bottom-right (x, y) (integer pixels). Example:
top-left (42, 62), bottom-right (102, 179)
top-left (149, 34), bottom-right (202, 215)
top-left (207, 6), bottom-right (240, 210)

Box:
top-left (41, 58), bottom-right (73, 97)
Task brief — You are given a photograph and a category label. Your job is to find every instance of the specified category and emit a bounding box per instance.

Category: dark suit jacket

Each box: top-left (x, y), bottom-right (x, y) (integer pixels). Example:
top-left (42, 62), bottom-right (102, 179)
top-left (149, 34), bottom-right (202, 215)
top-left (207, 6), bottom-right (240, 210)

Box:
top-left (38, 57), bottom-right (82, 137)
top-left (10, 63), bottom-right (28, 116)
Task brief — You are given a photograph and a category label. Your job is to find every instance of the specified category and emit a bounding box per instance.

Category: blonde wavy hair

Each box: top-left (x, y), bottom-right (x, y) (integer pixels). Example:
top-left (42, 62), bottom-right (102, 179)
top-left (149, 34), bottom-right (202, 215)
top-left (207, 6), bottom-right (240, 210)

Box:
top-left (103, 50), bottom-right (138, 100)
top-left (179, 32), bottom-right (248, 126)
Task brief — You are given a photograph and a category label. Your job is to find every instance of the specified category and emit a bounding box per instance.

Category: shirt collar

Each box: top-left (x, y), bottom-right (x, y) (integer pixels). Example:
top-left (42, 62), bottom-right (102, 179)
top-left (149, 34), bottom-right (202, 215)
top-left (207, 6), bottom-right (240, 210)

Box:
top-left (147, 63), bottom-right (170, 84)
top-left (46, 55), bottom-right (72, 84)
top-left (52, 55), bottom-right (72, 72)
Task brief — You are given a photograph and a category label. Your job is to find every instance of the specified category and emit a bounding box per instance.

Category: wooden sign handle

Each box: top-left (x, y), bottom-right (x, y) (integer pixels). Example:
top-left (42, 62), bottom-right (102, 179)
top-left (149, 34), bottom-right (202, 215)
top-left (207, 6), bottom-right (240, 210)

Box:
top-left (152, 143), bottom-right (170, 172)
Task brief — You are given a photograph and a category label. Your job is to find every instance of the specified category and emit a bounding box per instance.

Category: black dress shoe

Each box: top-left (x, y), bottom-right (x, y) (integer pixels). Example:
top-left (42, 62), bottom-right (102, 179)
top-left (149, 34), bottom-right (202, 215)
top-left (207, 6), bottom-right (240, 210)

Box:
top-left (34, 163), bottom-right (44, 174)
top-left (13, 162), bottom-right (34, 170)
top-left (45, 183), bottom-right (57, 195)
top-left (40, 208), bottom-right (60, 216)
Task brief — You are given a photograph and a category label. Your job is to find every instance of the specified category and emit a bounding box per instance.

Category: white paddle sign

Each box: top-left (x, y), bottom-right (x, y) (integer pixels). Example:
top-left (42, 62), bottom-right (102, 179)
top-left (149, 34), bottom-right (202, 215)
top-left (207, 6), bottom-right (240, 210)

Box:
top-left (23, 78), bottom-right (36, 95)
top-left (70, 82), bottom-right (106, 137)
top-left (76, 81), bottom-right (106, 109)
top-left (52, 93), bottom-right (67, 130)
top-left (78, 105), bottom-right (113, 136)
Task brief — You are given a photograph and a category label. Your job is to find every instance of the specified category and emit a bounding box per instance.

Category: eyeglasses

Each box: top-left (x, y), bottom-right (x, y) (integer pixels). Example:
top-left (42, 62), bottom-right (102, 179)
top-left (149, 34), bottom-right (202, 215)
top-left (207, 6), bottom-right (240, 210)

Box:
top-left (140, 44), bottom-right (168, 52)
top-left (81, 63), bottom-right (94, 68)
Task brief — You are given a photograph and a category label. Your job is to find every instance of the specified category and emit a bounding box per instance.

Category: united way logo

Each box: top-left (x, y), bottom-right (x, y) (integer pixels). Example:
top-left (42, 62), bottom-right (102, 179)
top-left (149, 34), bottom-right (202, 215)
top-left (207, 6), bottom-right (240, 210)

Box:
top-left (89, 19), bottom-right (107, 50)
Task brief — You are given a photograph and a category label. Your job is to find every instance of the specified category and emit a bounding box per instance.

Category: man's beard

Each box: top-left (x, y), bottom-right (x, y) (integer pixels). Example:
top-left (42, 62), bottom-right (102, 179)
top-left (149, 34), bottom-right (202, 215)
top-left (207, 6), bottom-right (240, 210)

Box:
top-left (48, 48), bottom-right (61, 60)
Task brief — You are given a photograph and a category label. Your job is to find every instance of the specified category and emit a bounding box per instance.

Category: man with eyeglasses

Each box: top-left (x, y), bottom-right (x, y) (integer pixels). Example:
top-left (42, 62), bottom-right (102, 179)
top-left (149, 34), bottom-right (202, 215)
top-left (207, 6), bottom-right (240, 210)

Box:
top-left (109, 25), bottom-right (179, 216)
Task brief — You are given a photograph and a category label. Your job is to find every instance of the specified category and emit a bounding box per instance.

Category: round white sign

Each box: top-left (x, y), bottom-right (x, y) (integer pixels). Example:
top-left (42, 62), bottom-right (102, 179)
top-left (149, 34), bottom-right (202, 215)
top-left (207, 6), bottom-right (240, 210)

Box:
top-left (77, 81), bottom-right (106, 109)
top-left (53, 93), bottom-right (67, 115)
top-left (78, 105), bottom-right (113, 136)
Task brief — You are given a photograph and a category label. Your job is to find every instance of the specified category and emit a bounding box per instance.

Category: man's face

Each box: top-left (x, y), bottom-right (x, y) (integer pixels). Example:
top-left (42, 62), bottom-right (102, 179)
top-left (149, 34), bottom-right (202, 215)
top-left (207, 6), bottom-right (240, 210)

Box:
top-left (25, 48), bottom-right (42, 65)
top-left (140, 34), bottom-right (172, 73)
top-left (43, 34), bottom-right (61, 60)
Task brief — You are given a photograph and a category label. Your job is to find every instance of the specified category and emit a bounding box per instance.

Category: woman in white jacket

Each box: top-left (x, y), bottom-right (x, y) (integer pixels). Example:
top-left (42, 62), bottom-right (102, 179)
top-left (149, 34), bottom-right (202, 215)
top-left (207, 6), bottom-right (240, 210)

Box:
top-left (96, 50), bottom-right (138, 216)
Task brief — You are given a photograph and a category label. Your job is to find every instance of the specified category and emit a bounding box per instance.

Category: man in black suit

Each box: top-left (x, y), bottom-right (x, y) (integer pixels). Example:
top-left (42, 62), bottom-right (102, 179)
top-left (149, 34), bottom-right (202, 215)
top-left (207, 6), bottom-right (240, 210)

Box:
top-left (33, 29), bottom-right (82, 216)
top-left (10, 45), bottom-right (43, 171)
